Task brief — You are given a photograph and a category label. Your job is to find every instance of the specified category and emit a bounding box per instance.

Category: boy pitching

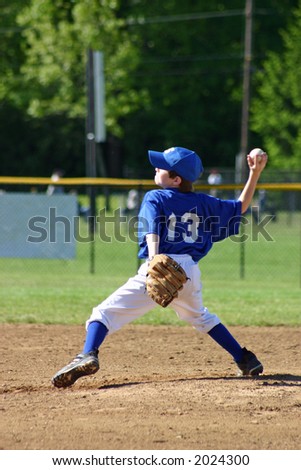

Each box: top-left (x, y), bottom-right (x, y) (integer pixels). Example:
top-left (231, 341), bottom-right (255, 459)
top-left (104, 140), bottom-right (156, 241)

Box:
top-left (52, 146), bottom-right (267, 388)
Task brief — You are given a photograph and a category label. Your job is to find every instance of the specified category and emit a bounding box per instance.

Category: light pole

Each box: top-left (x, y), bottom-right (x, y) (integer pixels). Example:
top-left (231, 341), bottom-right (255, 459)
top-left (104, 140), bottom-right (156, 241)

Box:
top-left (238, 0), bottom-right (253, 279)
top-left (241, 0), bottom-right (253, 180)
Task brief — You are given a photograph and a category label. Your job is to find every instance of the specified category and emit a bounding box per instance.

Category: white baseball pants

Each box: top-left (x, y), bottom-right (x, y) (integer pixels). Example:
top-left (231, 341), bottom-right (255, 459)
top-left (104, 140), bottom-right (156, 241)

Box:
top-left (86, 254), bottom-right (220, 334)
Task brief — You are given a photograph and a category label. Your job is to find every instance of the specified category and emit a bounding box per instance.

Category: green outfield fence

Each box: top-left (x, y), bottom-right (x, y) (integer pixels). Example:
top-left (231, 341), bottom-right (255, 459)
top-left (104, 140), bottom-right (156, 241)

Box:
top-left (0, 176), bottom-right (301, 287)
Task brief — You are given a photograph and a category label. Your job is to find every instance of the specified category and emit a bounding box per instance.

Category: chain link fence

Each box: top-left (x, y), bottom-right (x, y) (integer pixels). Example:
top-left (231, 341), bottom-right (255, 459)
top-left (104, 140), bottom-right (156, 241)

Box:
top-left (0, 178), bottom-right (300, 288)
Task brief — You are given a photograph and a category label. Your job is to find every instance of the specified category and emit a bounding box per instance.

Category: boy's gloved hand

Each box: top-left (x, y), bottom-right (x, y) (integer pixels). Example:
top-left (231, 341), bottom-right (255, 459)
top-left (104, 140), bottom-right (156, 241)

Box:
top-left (146, 254), bottom-right (188, 307)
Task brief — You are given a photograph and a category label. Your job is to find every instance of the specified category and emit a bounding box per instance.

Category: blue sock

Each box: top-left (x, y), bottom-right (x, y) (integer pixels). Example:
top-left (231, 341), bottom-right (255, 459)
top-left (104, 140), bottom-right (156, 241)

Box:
top-left (208, 323), bottom-right (243, 362)
top-left (83, 321), bottom-right (108, 354)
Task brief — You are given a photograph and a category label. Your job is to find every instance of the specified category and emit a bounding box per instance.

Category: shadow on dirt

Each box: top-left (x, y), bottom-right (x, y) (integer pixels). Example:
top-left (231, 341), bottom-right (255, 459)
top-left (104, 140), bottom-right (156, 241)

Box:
top-left (98, 373), bottom-right (301, 390)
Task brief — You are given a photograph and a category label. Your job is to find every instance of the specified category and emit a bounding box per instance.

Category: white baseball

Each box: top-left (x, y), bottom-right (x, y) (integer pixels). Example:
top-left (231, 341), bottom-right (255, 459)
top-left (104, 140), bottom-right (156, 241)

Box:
top-left (249, 148), bottom-right (265, 162)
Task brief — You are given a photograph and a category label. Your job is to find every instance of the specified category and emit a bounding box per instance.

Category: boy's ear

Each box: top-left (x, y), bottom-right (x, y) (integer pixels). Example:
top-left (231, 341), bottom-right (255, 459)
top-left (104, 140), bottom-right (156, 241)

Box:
top-left (173, 175), bottom-right (182, 186)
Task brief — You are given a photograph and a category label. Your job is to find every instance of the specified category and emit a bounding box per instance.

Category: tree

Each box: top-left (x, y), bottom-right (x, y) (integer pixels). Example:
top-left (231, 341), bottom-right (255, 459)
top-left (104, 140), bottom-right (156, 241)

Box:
top-left (121, 0), bottom-right (246, 171)
top-left (118, 0), bottom-right (300, 172)
top-left (0, 1), bottom-right (30, 101)
top-left (1, 0), bottom-right (299, 177)
top-left (13, 0), bottom-right (148, 136)
top-left (0, 0), bottom-right (149, 177)
top-left (250, 1), bottom-right (301, 169)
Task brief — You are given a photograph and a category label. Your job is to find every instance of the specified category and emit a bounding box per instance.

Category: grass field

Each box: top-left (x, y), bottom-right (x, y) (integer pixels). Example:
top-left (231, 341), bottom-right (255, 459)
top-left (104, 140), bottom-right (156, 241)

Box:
top-left (0, 197), bottom-right (300, 327)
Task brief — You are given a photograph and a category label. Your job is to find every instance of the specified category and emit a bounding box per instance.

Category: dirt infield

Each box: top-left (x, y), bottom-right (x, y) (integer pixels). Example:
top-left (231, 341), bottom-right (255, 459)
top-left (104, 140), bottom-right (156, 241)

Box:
top-left (0, 324), bottom-right (300, 450)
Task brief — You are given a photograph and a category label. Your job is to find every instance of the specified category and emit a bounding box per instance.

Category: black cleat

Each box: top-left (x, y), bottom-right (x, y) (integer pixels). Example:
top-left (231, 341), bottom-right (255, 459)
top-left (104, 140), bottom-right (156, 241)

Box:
top-left (51, 350), bottom-right (99, 388)
top-left (236, 347), bottom-right (263, 376)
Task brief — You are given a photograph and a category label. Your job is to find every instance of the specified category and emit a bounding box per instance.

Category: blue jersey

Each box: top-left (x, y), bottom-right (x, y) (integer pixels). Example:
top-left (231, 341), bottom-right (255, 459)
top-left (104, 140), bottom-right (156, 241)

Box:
top-left (138, 189), bottom-right (241, 262)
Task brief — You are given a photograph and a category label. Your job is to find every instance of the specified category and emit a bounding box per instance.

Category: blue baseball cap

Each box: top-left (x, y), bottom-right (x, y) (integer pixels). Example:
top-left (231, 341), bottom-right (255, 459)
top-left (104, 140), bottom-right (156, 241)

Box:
top-left (148, 147), bottom-right (203, 182)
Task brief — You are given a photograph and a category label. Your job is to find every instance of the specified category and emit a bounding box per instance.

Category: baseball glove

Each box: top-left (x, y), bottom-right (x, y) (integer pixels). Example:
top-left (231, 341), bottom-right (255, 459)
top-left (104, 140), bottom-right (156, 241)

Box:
top-left (146, 254), bottom-right (188, 308)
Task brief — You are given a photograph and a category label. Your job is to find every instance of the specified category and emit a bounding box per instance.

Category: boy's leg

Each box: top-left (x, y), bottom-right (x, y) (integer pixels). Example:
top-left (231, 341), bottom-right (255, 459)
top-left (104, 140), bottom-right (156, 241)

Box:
top-left (82, 321), bottom-right (108, 354)
top-left (175, 302), bottom-right (263, 376)
top-left (51, 322), bottom-right (109, 388)
top-left (207, 323), bottom-right (263, 375)
top-left (52, 262), bottom-right (155, 388)
top-left (86, 271), bottom-right (154, 334)
top-left (207, 323), bottom-right (242, 362)
top-left (171, 260), bottom-right (263, 376)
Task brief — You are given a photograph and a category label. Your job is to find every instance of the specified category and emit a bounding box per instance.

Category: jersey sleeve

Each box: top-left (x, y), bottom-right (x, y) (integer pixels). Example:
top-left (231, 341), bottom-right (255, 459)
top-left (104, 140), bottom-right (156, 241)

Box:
top-left (205, 197), bottom-right (242, 242)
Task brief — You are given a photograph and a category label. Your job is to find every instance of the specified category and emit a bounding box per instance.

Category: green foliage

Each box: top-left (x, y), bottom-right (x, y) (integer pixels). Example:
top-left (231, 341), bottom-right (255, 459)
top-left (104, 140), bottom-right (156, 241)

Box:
top-left (0, 0), bottom-right (300, 176)
top-left (0, 1), bottom-right (28, 101)
top-left (251, 1), bottom-right (301, 170)
top-left (122, 0), bottom-right (245, 167)
top-left (12, 0), bottom-right (148, 137)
